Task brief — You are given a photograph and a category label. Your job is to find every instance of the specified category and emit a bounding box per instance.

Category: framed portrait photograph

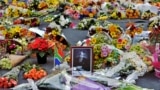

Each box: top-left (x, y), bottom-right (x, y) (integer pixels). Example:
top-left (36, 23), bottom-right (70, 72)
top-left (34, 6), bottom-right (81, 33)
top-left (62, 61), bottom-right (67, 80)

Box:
top-left (71, 46), bottom-right (93, 76)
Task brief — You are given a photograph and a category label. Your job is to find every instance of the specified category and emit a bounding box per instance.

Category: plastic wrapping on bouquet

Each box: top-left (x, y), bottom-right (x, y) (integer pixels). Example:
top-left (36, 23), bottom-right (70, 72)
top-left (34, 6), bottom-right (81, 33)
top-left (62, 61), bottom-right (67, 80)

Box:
top-left (155, 68), bottom-right (160, 78)
top-left (152, 44), bottom-right (160, 78)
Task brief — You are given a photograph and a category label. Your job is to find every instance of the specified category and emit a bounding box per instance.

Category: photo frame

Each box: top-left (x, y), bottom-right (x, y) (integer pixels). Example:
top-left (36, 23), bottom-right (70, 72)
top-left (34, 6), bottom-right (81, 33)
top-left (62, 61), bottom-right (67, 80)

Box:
top-left (71, 46), bottom-right (93, 76)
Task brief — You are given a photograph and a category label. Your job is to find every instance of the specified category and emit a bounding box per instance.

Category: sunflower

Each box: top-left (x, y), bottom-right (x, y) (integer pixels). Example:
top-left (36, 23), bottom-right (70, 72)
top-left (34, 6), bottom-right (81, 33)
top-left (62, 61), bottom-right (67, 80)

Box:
top-left (91, 37), bottom-right (97, 44)
top-left (116, 44), bottom-right (123, 49)
top-left (110, 32), bottom-right (117, 38)
top-left (121, 39), bottom-right (128, 45)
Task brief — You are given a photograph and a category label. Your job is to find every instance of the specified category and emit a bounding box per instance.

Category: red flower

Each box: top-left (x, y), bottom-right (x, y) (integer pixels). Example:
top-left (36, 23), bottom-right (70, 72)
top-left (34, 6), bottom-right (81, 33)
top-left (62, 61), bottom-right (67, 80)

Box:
top-left (28, 37), bottom-right (50, 52)
top-left (117, 38), bottom-right (122, 43)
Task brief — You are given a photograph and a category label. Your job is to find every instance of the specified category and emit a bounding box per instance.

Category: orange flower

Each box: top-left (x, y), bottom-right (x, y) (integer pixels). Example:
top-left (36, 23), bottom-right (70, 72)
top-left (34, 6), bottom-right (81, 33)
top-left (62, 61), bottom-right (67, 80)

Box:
top-left (108, 24), bottom-right (117, 32)
top-left (96, 27), bottom-right (102, 33)
top-left (121, 39), bottom-right (128, 45)
top-left (136, 27), bottom-right (143, 34)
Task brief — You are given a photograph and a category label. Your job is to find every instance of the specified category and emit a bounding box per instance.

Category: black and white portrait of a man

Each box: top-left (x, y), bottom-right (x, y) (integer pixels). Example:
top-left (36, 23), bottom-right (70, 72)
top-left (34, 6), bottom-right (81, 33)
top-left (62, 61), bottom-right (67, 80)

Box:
top-left (72, 47), bottom-right (93, 71)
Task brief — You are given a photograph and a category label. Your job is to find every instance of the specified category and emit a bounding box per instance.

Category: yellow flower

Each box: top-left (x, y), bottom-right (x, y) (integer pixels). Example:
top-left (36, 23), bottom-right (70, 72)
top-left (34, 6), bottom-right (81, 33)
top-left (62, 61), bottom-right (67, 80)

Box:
top-left (12, 0), bottom-right (17, 5)
top-left (18, 1), bottom-right (26, 8)
top-left (89, 13), bottom-right (93, 18)
top-left (46, 0), bottom-right (59, 7)
top-left (9, 26), bottom-right (21, 36)
top-left (14, 26), bottom-right (21, 32)
top-left (91, 38), bottom-right (97, 44)
top-left (121, 39), bottom-right (128, 45)
top-left (110, 32), bottom-right (117, 38)
top-left (51, 30), bottom-right (58, 35)
top-left (116, 44), bottom-right (123, 49)
top-left (98, 16), bottom-right (108, 20)
top-left (5, 7), bottom-right (12, 16)
top-left (13, 9), bottom-right (19, 18)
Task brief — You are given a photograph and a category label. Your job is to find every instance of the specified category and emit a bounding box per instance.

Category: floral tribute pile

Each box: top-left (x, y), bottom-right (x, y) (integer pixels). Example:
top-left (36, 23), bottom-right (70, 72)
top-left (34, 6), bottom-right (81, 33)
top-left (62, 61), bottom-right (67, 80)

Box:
top-left (0, 0), bottom-right (159, 90)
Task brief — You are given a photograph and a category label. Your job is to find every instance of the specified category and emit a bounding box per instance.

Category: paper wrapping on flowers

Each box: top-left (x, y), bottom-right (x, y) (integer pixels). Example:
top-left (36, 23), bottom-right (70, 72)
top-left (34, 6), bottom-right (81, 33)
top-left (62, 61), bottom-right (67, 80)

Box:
top-left (9, 54), bottom-right (27, 67)
top-left (0, 54), bottom-right (27, 69)
top-left (85, 71), bottom-right (122, 87)
top-left (80, 71), bottom-right (153, 90)
top-left (0, 66), bottom-right (20, 88)
top-left (129, 43), bottom-right (153, 71)
top-left (3, 66), bottom-right (21, 79)
top-left (105, 60), bottom-right (126, 77)
top-left (36, 70), bottom-right (110, 90)
top-left (77, 18), bottom-right (97, 30)
top-left (96, 52), bottom-right (147, 83)
top-left (12, 70), bottom-right (111, 90)
top-left (88, 25), bottom-right (111, 37)
top-left (44, 22), bottom-right (70, 49)
top-left (104, 52), bottom-right (147, 84)
top-left (135, 3), bottom-right (158, 14)
top-left (44, 14), bottom-right (72, 28)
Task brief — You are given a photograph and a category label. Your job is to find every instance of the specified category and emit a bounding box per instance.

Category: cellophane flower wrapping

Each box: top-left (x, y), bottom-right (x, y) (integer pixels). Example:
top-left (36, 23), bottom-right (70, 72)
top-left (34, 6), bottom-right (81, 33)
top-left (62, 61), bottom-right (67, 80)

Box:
top-left (103, 52), bottom-right (147, 84)
top-left (13, 70), bottom-right (111, 90)
top-left (3, 66), bottom-right (21, 79)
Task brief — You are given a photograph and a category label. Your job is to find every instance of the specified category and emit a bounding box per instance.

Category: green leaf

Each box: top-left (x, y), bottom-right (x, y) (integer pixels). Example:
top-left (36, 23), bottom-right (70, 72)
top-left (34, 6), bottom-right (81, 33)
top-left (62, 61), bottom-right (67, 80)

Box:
top-left (39, 52), bottom-right (45, 57)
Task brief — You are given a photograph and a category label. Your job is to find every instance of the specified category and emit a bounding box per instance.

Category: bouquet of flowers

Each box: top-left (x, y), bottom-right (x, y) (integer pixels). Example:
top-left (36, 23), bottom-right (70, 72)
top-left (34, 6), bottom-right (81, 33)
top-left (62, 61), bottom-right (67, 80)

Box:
top-left (13, 17), bottom-right (40, 27)
top-left (4, 5), bottom-right (32, 18)
top-left (2, 26), bottom-right (36, 39)
top-left (97, 11), bottom-right (108, 21)
top-left (148, 20), bottom-right (160, 45)
top-left (112, 34), bottom-right (132, 50)
top-left (5, 39), bottom-right (24, 54)
top-left (77, 18), bottom-right (97, 30)
top-left (0, 66), bottom-right (21, 88)
top-left (93, 43), bottom-right (123, 69)
top-left (88, 25), bottom-right (109, 37)
top-left (125, 22), bottom-right (143, 38)
top-left (0, 54), bottom-right (27, 69)
top-left (141, 10), bottom-right (157, 20)
top-left (44, 22), bottom-right (62, 37)
top-left (28, 37), bottom-right (53, 57)
top-left (106, 23), bottom-right (123, 39)
top-left (22, 62), bottom-right (47, 80)
top-left (105, 52), bottom-right (147, 83)
top-left (109, 10), bottom-right (126, 20)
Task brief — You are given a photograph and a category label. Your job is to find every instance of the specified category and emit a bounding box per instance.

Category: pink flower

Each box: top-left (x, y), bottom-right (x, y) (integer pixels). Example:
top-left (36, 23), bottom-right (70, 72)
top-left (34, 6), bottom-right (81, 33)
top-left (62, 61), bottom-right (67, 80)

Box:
top-left (64, 9), bottom-right (74, 15)
top-left (86, 39), bottom-right (91, 46)
top-left (73, 13), bottom-right (80, 20)
top-left (69, 22), bottom-right (76, 29)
